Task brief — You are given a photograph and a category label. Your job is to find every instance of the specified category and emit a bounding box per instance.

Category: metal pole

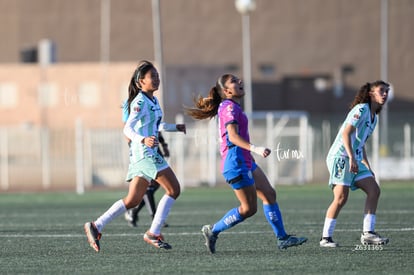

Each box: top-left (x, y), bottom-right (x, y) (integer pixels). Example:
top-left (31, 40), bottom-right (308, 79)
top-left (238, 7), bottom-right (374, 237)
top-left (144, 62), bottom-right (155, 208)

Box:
top-left (152, 0), bottom-right (165, 111)
top-left (100, 0), bottom-right (110, 63)
top-left (241, 13), bottom-right (253, 117)
top-left (380, 0), bottom-right (388, 156)
top-left (41, 127), bottom-right (51, 189)
top-left (76, 118), bottom-right (85, 194)
top-left (266, 113), bottom-right (275, 186)
top-left (175, 114), bottom-right (185, 190)
top-left (0, 128), bottom-right (9, 190)
top-left (100, 0), bottom-right (110, 127)
top-left (403, 123), bottom-right (412, 178)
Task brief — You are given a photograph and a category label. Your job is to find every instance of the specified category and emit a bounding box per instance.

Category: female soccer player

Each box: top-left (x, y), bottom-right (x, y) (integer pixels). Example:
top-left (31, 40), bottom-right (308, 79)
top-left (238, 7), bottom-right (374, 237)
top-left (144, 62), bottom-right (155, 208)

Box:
top-left (320, 80), bottom-right (390, 248)
top-left (84, 60), bottom-right (186, 252)
top-left (123, 132), bottom-right (170, 228)
top-left (121, 91), bottom-right (170, 228)
top-left (186, 74), bottom-right (307, 253)
top-left (124, 181), bottom-right (161, 227)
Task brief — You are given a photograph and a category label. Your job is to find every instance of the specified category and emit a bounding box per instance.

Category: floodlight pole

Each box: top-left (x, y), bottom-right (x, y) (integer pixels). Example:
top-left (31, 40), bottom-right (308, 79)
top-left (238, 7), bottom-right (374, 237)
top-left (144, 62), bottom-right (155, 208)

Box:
top-left (241, 14), bottom-right (253, 117)
top-left (100, 0), bottom-right (110, 63)
top-left (380, 0), bottom-right (389, 156)
top-left (152, 0), bottom-right (165, 111)
top-left (235, 0), bottom-right (256, 118)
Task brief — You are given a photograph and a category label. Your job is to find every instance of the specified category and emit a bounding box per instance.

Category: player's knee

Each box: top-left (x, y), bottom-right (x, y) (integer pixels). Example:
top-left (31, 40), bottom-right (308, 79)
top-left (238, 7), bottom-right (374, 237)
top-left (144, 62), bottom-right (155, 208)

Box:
top-left (369, 185), bottom-right (381, 200)
top-left (172, 189), bottom-right (180, 199)
top-left (240, 205), bottom-right (257, 218)
top-left (123, 197), bottom-right (140, 209)
top-left (266, 189), bottom-right (276, 201)
top-left (165, 185), bottom-right (180, 199)
top-left (334, 195), bottom-right (348, 207)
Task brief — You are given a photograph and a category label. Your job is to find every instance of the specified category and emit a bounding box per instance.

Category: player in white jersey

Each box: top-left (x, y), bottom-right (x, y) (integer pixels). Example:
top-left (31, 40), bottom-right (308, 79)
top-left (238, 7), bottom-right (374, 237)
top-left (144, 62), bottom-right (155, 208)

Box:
top-left (320, 80), bottom-right (390, 248)
top-left (84, 60), bottom-right (186, 252)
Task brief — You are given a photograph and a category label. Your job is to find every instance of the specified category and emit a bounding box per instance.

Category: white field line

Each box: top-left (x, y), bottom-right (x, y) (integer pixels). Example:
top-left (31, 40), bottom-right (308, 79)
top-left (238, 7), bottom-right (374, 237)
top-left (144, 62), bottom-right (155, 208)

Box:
top-left (0, 227), bottom-right (413, 238)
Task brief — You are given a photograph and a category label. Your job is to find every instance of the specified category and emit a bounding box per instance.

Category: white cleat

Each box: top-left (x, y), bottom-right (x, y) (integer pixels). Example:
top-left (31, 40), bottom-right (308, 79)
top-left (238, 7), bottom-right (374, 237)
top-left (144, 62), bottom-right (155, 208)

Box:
top-left (320, 237), bottom-right (339, 248)
top-left (360, 231), bottom-right (389, 245)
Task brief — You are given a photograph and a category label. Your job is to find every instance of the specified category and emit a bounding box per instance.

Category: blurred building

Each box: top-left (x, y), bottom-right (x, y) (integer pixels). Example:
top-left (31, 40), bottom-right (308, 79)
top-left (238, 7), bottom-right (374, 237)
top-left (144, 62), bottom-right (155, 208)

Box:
top-left (0, 0), bottom-right (413, 190)
top-left (0, 0), bottom-right (413, 126)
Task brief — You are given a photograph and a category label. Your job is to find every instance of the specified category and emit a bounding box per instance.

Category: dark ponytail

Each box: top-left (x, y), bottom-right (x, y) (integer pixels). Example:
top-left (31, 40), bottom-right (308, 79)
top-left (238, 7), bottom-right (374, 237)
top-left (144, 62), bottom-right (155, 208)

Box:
top-left (125, 60), bottom-right (155, 115)
top-left (185, 74), bottom-right (232, 120)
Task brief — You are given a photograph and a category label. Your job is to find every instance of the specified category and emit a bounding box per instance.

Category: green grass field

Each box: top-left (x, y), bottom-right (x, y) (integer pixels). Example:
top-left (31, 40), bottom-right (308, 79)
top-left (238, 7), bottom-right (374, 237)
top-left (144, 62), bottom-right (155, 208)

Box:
top-left (0, 182), bottom-right (413, 274)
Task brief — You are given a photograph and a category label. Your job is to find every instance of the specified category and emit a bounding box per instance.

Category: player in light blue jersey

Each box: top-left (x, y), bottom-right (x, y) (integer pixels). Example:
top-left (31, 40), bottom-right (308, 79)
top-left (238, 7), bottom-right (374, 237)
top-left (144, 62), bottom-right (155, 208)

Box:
top-left (121, 98), bottom-right (170, 228)
top-left (320, 80), bottom-right (390, 248)
top-left (186, 74), bottom-right (307, 253)
top-left (84, 60), bottom-right (186, 252)
top-left (122, 98), bottom-right (170, 227)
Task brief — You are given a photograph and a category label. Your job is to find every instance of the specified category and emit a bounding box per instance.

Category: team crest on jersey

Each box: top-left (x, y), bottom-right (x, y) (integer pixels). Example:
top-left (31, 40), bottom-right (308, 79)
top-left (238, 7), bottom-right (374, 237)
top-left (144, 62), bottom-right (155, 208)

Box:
top-left (133, 106), bottom-right (140, 112)
top-left (353, 114), bottom-right (360, 120)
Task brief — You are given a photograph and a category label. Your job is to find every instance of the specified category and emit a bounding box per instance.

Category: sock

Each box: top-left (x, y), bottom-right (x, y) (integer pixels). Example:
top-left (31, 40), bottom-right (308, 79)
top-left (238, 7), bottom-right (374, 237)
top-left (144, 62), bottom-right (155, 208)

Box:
top-left (211, 207), bottom-right (244, 235)
top-left (363, 214), bottom-right (376, 233)
top-left (322, 218), bottom-right (337, 238)
top-left (94, 199), bottom-right (127, 232)
top-left (263, 203), bottom-right (287, 239)
top-left (149, 195), bottom-right (175, 235)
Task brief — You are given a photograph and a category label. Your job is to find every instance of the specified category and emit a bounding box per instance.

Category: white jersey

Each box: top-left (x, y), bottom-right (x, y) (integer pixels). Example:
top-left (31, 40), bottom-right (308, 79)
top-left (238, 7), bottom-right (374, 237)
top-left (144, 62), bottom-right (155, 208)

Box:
top-left (327, 103), bottom-right (377, 161)
top-left (123, 92), bottom-right (162, 160)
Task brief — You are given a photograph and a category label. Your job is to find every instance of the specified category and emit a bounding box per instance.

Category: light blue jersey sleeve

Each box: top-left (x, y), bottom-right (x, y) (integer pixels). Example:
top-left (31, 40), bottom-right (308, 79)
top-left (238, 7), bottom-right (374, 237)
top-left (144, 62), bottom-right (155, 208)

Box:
top-left (345, 104), bottom-right (367, 129)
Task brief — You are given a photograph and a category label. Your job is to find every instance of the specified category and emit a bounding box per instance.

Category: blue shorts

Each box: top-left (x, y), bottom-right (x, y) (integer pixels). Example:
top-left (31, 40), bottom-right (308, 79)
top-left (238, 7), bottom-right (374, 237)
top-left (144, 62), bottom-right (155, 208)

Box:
top-left (326, 156), bottom-right (373, 191)
top-left (223, 162), bottom-right (257, 190)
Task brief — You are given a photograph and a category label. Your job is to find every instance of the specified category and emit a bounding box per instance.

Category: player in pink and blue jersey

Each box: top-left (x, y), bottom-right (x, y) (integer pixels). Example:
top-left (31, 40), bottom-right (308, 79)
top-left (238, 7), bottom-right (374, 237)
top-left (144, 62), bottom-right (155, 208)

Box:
top-left (218, 99), bottom-right (254, 187)
top-left (186, 74), bottom-right (307, 253)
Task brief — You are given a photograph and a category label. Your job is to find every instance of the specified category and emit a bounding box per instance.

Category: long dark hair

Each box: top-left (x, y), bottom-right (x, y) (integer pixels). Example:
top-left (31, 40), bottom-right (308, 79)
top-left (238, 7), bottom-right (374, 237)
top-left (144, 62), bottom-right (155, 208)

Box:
top-left (185, 74), bottom-right (233, 120)
top-left (126, 60), bottom-right (155, 115)
top-left (349, 80), bottom-right (389, 114)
